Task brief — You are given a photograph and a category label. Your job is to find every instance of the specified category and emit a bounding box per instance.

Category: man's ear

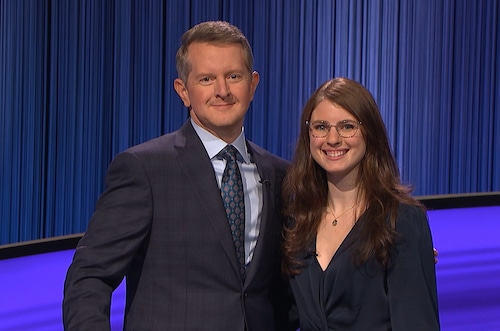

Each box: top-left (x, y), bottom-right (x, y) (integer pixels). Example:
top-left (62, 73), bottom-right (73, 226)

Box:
top-left (249, 71), bottom-right (260, 100)
top-left (174, 78), bottom-right (191, 107)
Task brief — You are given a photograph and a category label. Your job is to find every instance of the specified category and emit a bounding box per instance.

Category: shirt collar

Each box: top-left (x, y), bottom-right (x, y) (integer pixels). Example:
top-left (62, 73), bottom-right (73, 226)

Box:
top-left (190, 118), bottom-right (250, 163)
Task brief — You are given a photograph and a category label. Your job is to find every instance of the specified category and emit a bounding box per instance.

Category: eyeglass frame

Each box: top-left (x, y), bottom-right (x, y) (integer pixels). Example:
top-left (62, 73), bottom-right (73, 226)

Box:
top-left (305, 119), bottom-right (363, 138)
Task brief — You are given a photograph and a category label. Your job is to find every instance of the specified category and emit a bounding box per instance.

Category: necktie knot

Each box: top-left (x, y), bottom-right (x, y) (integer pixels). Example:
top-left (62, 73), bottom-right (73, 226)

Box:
top-left (218, 145), bottom-right (241, 163)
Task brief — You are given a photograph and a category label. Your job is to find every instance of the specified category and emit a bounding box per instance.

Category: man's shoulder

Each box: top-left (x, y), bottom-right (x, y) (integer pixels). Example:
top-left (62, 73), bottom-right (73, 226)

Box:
top-left (126, 122), bottom-right (192, 154)
top-left (246, 140), bottom-right (290, 169)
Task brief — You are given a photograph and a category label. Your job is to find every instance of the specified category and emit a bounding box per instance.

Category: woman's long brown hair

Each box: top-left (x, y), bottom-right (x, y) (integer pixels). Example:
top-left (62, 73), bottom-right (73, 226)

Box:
top-left (282, 78), bottom-right (423, 276)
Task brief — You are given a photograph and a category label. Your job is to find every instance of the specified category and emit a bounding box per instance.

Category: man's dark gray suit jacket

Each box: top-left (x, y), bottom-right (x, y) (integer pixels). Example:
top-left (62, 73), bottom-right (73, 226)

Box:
top-left (63, 120), bottom-right (295, 331)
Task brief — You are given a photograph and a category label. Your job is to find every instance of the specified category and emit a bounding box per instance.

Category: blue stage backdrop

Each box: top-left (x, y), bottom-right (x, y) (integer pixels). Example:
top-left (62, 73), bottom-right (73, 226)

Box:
top-left (1, 0), bottom-right (499, 244)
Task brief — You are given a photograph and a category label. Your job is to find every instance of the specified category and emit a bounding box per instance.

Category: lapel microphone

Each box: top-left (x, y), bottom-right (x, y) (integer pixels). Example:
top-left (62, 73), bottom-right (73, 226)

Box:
top-left (259, 179), bottom-right (271, 187)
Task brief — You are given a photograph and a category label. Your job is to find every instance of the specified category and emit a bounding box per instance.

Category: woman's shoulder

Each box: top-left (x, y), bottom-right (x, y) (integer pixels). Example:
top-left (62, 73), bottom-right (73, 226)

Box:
top-left (395, 202), bottom-right (429, 236)
top-left (397, 202), bottom-right (425, 217)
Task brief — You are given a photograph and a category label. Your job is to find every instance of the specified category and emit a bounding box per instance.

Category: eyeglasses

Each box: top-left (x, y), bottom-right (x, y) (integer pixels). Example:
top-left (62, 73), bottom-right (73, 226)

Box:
top-left (306, 119), bottom-right (362, 138)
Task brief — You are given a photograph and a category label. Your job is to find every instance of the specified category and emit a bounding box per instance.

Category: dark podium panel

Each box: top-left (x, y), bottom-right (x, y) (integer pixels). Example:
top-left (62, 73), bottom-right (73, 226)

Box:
top-left (1, 194), bottom-right (500, 330)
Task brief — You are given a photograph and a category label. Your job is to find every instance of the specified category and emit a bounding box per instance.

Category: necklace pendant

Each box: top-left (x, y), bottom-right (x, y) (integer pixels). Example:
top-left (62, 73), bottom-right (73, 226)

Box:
top-left (331, 219), bottom-right (338, 226)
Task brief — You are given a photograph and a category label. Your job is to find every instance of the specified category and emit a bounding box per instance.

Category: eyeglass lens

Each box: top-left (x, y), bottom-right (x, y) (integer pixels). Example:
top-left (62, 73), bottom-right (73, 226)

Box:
top-left (308, 120), bottom-right (359, 138)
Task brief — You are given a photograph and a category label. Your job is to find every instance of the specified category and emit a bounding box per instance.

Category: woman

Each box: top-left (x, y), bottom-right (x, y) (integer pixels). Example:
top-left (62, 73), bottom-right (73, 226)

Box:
top-left (282, 77), bottom-right (440, 330)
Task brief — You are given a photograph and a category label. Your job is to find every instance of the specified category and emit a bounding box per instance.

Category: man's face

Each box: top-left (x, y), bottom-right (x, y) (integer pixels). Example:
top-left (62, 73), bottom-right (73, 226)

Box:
top-left (174, 42), bottom-right (259, 143)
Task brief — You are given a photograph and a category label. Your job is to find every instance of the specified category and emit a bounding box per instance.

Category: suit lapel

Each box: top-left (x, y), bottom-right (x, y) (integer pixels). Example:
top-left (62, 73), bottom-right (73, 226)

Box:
top-left (244, 142), bottom-right (278, 283)
top-left (175, 122), bottom-right (242, 278)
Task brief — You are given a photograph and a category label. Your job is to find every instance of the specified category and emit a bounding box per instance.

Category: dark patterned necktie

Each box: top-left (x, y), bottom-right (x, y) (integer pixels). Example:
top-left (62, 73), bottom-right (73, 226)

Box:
top-left (218, 145), bottom-right (246, 279)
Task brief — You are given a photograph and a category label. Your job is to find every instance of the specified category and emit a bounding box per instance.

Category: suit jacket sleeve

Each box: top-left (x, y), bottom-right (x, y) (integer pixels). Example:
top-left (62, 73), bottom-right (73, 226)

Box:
top-left (63, 151), bottom-right (153, 330)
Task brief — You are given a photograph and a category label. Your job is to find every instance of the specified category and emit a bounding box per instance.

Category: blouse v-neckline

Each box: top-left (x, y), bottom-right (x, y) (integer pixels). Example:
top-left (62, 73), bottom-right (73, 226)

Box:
top-left (314, 212), bottom-right (364, 272)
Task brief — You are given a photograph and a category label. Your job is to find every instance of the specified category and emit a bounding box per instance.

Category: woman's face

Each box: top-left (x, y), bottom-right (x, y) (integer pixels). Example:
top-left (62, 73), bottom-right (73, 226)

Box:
top-left (308, 100), bottom-right (366, 183)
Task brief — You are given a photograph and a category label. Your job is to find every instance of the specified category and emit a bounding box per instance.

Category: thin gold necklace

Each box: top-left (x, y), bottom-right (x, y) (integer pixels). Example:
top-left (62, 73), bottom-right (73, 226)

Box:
top-left (328, 203), bottom-right (356, 226)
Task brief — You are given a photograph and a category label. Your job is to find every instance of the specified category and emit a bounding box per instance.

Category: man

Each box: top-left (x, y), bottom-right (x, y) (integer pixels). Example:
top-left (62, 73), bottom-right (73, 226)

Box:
top-left (63, 21), bottom-right (295, 331)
